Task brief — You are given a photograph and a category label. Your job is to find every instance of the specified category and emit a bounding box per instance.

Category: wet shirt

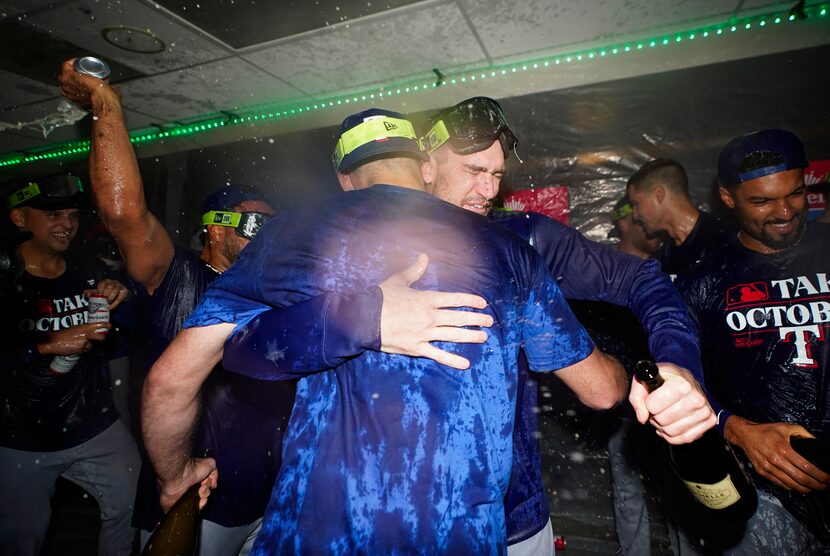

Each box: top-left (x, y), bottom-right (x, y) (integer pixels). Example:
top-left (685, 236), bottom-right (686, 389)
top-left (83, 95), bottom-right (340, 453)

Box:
top-left (677, 225), bottom-right (830, 441)
top-left (493, 211), bottom-right (702, 543)
top-left (185, 185), bottom-right (595, 555)
top-left (657, 210), bottom-right (734, 278)
top-left (131, 246), bottom-right (293, 529)
top-left (1, 261), bottom-right (116, 451)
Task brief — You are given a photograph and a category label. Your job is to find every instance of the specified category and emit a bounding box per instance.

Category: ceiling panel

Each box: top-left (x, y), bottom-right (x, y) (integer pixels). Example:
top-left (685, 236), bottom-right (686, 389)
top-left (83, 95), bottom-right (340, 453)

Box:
top-left (155, 0), bottom-right (428, 49)
top-left (243, 2), bottom-right (486, 97)
top-left (0, 129), bottom-right (48, 153)
top-left (462, 0), bottom-right (742, 60)
top-left (22, 0), bottom-right (229, 74)
top-left (0, 68), bottom-right (58, 110)
top-left (0, 0), bottom-right (58, 20)
top-left (116, 58), bottom-right (301, 122)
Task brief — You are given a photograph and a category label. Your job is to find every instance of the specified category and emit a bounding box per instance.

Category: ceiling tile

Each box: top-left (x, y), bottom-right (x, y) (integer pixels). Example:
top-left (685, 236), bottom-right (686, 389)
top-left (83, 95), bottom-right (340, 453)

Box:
top-left (154, 0), bottom-right (428, 50)
top-left (0, 129), bottom-right (48, 154)
top-left (22, 0), bottom-right (229, 74)
top-left (243, 2), bottom-right (486, 96)
top-left (116, 58), bottom-right (301, 122)
top-left (0, 0), bottom-right (58, 20)
top-left (462, 0), bottom-right (739, 59)
top-left (0, 68), bottom-right (57, 110)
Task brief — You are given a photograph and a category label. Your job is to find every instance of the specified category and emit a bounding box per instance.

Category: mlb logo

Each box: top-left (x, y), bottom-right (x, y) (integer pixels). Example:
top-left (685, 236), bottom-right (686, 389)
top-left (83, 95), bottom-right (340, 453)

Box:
top-left (726, 282), bottom-right (769, 307)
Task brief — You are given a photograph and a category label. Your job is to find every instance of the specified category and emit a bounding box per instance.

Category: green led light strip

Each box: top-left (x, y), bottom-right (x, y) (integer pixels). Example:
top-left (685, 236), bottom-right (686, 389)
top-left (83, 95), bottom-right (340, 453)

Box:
top-left (1, 3), bottom-right (827, 169)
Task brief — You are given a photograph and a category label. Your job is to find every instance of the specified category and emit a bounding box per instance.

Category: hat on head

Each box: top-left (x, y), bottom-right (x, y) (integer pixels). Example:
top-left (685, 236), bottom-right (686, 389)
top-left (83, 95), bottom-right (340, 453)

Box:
top-left (608, 195), bottom-right (633, 238)
top-left (190, 184), bottom-right (271, 250)
top-left (332, 109), bottom-right (427, 174)
top-left (718, 129), bottom-right (807, 187)
top-left (7, 175), bottom-right (88, 211)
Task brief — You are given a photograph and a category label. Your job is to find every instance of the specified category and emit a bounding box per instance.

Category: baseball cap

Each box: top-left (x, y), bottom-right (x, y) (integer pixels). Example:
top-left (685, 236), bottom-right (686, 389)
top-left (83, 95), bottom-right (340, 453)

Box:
top-left (7, 175), bottom-right (88, 210)
top-left (332, 109), bottom-right (427, 174)
top-left (420, 97), bottom-right (518, 157)
top-left (718, 129), bottom-right (807, 187)
top-left (608, 196), bottom-right (633, 238)
top-left (189, 184), bottom-right (272, 250)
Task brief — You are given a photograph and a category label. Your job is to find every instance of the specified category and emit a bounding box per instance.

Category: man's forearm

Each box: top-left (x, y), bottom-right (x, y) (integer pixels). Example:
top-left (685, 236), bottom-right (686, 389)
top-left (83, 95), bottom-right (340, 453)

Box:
top-left (142, 326), bottom-right (230, 487)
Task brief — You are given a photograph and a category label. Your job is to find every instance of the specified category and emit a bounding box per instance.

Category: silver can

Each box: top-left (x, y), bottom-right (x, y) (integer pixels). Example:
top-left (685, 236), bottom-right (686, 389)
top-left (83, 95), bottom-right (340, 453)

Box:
top-left (73, 56), bottom-right (110, 80)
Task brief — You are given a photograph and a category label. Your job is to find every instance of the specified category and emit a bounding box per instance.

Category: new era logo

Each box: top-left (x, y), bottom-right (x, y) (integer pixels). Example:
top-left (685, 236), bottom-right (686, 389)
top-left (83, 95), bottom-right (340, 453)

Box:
top-left (726, 282), bottom-right (769, 307)
top-left (383, 121), bottom-right (398, 131)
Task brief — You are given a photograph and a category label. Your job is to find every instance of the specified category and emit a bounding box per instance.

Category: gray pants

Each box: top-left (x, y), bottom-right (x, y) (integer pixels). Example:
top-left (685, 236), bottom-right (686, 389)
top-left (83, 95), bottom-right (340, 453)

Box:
top-left (140, 516), bottom-right (262, 556)
top-left (0, 419), bottom-right (140, 556)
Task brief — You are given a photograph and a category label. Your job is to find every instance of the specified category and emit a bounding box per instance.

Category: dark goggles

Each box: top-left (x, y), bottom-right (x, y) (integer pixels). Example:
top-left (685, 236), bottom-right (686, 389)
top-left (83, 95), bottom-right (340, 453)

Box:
top-left (7, 175), bottom-right (85, 209)
top-left (201, 210), bottom-right (270, 241)
top-left (420, 97), bottom-right (518, 156)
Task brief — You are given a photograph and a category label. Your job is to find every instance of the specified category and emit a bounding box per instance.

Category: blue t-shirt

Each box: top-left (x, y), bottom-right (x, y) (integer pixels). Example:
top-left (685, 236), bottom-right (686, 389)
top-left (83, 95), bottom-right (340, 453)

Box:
top-left (185, 185), bottom-right (594, 555)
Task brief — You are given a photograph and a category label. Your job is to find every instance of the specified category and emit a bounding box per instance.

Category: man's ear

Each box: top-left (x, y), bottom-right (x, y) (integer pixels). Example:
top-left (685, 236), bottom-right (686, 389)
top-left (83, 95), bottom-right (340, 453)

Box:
top-left (719, 186), bottom-right (736, 209)
top-left (206, 224), bottom-right (226, 245)
top-left (9, 207), bottom-right (26, 228)
top-left (336, 172), bottom-right (354, 192)
top-left (653, 184), bottom-right (666, 204)
top-left (421, 158), bottom-right (436, 186)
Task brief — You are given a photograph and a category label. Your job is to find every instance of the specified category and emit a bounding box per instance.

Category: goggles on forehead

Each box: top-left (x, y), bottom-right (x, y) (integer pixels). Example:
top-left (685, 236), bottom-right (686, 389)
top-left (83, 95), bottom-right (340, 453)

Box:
top-left (202, 210), bottom-right (270, 241)
top-left (332, 116), bottom-right (420, 171)
top-left (419, 97), bottom-right (518, 156)
top-left (7, 176), bottom-right (85, 208)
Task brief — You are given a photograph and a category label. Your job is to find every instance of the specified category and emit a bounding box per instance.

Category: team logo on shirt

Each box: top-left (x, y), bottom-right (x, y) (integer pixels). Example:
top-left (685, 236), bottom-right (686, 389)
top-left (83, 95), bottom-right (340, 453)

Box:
top-left (724, 273), bottom-right (829, 367)
top-left (726, 282), bottom-right (769, 307)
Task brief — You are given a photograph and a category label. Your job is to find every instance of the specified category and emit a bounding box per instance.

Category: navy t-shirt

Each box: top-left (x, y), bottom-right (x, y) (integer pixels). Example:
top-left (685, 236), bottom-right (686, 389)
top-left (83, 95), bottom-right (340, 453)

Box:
top-left (131, 246), bottom-right (294, 529)
top-left (185, 185), bottom-right (595, 555)
top-left (657, 210), bottom-right (734, 278)
top-left (2, 261), bottom-right (117, 451)
top-left (677, 225), bottom-right (829, 440)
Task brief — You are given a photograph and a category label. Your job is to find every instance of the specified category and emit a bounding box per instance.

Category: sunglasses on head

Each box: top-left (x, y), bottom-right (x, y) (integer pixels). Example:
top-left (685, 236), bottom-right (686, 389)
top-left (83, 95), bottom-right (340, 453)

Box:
top-left (420, 97), bottom-right (518, 156)
top-left (201, 210), bottom-right (270, 241)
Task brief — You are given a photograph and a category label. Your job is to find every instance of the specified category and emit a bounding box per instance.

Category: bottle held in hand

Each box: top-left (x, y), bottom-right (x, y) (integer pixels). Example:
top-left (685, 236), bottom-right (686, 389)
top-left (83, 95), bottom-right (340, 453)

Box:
top-left (141, 483), bottom-right (201, 556)
top-left (49, 294), bottom-right (110, 375)
top-left (635, 360), bottom-right (758, 523)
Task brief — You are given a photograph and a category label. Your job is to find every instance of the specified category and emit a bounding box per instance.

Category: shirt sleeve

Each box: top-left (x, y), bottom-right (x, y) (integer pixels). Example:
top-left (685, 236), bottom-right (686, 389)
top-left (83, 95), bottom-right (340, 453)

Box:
top-left (530, 213), bottom-right (704, 384)
top-left (221, 287), bottom-right (382, 381)
top-left (674, 272), bottom-right (732, 434)
top-left (522, 261), bottom-right (595, 372)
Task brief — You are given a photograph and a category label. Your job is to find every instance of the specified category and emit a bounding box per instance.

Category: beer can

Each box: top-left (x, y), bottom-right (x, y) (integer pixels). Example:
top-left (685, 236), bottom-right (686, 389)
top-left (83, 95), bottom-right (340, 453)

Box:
top-left (73, 57), bottom-right (110, 80)
top-left (87, 294), bottom-right (110, 331)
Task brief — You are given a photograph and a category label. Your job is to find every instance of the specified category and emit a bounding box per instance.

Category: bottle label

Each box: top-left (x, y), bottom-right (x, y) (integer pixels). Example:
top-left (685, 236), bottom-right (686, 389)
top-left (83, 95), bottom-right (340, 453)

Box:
top-left (683, 474), bottom-right (741, 509)
top-left (50, 354), bottom-right (81, 375)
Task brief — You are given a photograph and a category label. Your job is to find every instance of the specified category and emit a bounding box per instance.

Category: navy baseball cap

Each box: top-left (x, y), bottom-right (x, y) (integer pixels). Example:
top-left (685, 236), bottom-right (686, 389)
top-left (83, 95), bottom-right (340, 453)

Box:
top-left (718, 129), bottom-right (807, 187)
top-left (7, 175), bottom-right (88, 210)
top-left (200, 183), bottom-right (270, 214)
top-left (333, 109), bottom-right (427, 174)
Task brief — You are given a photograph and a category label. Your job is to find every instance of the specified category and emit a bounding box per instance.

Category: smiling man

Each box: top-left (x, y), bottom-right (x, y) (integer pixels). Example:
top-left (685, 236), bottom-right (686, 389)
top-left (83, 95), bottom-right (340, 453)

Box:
top-left (1, 176), bottom-right (137, 555)
top-left (677, 129), bottom-right (830, 553)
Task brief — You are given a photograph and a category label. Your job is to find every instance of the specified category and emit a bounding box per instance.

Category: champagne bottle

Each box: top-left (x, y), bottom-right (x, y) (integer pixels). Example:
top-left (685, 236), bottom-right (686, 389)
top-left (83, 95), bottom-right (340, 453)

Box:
top-left (635, 360), bottom-right (758, 523)
top-left (141, 483), bottom-right (201, 556)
